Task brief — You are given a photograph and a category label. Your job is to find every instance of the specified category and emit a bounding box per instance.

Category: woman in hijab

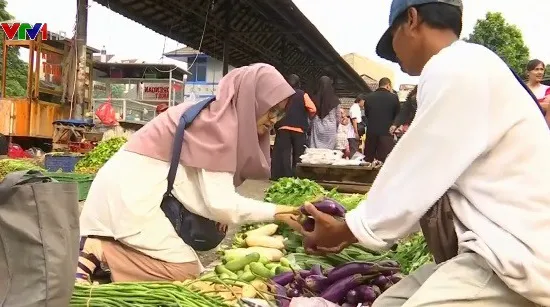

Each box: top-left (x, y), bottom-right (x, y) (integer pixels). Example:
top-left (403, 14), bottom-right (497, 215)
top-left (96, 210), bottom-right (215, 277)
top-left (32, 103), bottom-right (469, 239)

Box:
top-left (309, 76), bottom-right (341, 149)
top-left (77, 64), bottom-right (301, 283)
top-left (390, 85), bottom-right (418, 140)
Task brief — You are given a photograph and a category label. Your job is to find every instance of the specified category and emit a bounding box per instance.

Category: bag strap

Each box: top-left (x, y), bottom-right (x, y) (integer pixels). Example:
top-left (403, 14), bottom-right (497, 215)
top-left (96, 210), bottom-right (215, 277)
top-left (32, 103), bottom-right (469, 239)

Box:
top-left (165, 97), bottom-right (216, 196)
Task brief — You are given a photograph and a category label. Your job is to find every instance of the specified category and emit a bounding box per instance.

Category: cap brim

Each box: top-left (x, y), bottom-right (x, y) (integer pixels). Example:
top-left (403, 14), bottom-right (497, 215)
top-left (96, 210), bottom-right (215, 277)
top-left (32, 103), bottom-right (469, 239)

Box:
top-left (376, 27), bottom-right (398, 63)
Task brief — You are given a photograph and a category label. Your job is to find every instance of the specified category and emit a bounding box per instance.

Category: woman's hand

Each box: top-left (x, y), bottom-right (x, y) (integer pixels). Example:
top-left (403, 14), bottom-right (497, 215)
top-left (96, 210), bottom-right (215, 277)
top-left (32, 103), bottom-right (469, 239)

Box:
top-left (274, 205), bottom-right (302, 232)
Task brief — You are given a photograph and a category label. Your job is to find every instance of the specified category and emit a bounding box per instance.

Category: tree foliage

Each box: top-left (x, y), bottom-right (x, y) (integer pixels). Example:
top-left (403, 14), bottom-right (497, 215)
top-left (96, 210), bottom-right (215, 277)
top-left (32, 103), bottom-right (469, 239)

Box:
top-left (466, 12), bottom-right (530, 75)
top-left (0, 0), bottom-right (29, 97)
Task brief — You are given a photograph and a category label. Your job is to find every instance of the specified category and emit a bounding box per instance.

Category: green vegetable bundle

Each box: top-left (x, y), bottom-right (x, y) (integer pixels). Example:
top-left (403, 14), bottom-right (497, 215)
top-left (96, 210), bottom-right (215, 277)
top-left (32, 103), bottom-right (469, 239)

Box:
top-left (0, 159), bottom-right (45, 181)
top-left (71, 282), bottom-right (231, 307)
top-left (75, 137), bottom-right (127, 174)
top-left (389, 233), bottom-right (432, 274)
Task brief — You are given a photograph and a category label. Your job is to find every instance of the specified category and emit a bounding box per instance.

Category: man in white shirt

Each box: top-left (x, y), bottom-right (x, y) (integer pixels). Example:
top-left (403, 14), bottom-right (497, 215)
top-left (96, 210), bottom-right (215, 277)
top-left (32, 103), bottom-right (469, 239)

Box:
top-left (299, 0), bottom-right (550, 306)
top-left (348, 96), bottom-right (365, 156)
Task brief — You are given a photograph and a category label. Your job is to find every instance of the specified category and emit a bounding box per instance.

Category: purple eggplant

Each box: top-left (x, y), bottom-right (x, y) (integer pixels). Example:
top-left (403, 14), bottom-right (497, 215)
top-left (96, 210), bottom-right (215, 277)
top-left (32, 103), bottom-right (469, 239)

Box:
top-left (320, 274), bottom-right (367, 303)
top-left (272, 271), bottom-right (294, 286)
top-left (371, 275), bottom-right (393, 291)
top-left (302, 217), bottom-right (315, 231)
top-left (377, 259), bottom-right (400, 268)
top-left (326, 262), bottom-right (394, 283)
top-left (371, 285), bottom-right (382, 296)
top-left (298, 269), bottom-right (312, 278)
top-left (310, 264), bottom-right (323, 276)
top-left (273, 284), bottom-right (290, 307)
top-left (300, 198), bottom-right (346, 217)
top-left (286, 288), bottom-right (300, 298)
top-left (304, 275), bottom-right (330, 293)
top-left (389, 273), bottom-right (404, 284)
top-left (355, 285), bottom-right (378, 302)
top-left (346, 289), bottom-right (360, 305)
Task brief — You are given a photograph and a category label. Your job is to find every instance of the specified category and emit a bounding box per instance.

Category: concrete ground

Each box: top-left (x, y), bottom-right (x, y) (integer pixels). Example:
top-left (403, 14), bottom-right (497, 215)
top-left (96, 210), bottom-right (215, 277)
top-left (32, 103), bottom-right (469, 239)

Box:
top-left (79, 179), bottom-right (272, 267)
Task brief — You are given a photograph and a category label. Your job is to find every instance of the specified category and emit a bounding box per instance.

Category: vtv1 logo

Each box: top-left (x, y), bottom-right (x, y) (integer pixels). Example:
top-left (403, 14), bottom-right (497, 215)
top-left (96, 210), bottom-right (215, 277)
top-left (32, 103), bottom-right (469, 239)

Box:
top-left (1, 22), bottom-right (66, 40)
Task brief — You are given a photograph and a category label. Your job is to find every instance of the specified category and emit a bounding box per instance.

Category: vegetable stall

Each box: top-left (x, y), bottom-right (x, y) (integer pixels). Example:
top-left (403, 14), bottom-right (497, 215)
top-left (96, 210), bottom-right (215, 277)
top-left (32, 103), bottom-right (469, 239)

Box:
top-left (71, 177), bottom-right (432, 307)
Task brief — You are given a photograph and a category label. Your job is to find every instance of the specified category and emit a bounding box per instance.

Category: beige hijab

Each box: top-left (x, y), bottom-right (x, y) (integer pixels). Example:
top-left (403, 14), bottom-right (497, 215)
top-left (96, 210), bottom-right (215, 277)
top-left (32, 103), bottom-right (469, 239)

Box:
top-left (125, 63), bottom-right (295, 186)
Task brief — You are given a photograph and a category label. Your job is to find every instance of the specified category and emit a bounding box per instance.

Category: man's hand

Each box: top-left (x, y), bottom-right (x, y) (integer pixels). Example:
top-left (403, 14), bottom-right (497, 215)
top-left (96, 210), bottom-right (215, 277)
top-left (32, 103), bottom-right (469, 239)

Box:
top-left (300, 203), bottom-right (357, 255)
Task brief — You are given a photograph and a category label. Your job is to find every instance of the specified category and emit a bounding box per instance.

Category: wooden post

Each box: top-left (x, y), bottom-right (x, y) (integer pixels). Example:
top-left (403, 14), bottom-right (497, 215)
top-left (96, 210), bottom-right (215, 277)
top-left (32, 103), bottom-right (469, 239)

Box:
top-left (74, 0), bottom-right (88, 119)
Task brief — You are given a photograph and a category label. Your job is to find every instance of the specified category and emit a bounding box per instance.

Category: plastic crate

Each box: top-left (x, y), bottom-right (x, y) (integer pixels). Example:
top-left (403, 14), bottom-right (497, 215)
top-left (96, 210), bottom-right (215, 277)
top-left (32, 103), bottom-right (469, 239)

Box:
top-left (44, 172), bottom-right (94, 201)
top-left (44, 154), bottom-right (83, 172)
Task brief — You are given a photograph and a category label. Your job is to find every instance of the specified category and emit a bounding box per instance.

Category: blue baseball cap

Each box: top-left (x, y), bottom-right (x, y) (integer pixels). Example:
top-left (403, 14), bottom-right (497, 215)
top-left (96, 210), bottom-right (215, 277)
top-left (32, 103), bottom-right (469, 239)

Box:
top-left (376, 0), bottom-right (463, 62)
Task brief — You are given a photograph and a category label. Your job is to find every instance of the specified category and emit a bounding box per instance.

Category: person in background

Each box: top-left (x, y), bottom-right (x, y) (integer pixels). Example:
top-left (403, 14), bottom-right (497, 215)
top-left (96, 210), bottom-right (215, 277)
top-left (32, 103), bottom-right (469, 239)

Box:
top-left (336, 111), bottom-right (350, 158)
top-left (77, 64), bottom-right (302, 283)
top-left (526, 59), bottom-right (550, 111)
top-left (271, 74), bottom-right (316, 179)
top-left (348, 96), bottom-right (365, 156)
top-left (309, 76), bottom-right (341, 149)
top-left (0, 133), bottom-right (7, 159)
top-left (298, 0), bottom-right (550, 305)
top-left (390, 85), bottom-right (418, 140)
top-left (156, 103), bottom-right (169, 115)
top-left (363, 78), bottom-right (400, 164)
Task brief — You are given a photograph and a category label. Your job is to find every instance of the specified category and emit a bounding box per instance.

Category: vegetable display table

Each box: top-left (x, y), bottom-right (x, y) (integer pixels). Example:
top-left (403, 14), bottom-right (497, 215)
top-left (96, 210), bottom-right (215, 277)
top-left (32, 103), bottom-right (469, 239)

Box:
top-left (295, 163), bottom-right (379, 193)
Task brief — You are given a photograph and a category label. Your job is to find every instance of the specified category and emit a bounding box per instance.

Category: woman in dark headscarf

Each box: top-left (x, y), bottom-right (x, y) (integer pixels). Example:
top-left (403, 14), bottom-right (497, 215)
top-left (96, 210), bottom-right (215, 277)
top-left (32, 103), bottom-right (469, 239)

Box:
top-left (390, 85), bottom-right (417, 141)
top-left (309, 76), bottom-right (341, 149)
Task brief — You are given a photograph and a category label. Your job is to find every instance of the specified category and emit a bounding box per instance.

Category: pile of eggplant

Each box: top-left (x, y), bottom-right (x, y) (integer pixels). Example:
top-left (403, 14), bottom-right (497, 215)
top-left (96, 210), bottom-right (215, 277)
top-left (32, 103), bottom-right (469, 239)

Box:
top-left (271, 260), bottom-right (402, 307)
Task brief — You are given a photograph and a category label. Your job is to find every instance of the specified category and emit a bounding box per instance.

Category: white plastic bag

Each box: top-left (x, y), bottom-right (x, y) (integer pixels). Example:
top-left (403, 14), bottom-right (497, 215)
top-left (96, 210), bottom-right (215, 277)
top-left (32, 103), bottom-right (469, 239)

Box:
top-left (289, 297), bottom-right (340, 307)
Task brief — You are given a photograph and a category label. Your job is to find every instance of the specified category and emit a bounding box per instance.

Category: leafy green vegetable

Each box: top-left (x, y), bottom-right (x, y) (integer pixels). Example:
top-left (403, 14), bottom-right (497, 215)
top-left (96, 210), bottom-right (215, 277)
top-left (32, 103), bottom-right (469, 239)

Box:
top-left (75, 137), bottom-right (127, 174)
top-left (265, 178), bottom-right (326, 206)
top-left (0, 159), bottom-right (45, 181)
top-left (389, 233), bottom-right (432, 274)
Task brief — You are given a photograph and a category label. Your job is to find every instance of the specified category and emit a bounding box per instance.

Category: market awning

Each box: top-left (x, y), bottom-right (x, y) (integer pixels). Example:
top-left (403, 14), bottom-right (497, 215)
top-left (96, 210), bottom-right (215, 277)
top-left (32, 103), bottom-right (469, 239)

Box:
top-left (92, 0), bottom-right (371, 97)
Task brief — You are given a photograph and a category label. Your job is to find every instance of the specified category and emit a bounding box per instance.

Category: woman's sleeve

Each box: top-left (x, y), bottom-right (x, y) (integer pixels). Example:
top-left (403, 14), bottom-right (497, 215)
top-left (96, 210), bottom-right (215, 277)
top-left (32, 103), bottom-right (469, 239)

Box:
top-left (195, 170), bottom-right (277, 225)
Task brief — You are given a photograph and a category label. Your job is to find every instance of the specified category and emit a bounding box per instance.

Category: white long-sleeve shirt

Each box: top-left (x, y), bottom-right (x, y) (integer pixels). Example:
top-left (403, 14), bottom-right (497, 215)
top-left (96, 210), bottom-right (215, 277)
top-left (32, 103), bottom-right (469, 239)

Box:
top-left (80, 149), bottom-right (276, 266)
top-left (346, 41), bottom-right (550, 305)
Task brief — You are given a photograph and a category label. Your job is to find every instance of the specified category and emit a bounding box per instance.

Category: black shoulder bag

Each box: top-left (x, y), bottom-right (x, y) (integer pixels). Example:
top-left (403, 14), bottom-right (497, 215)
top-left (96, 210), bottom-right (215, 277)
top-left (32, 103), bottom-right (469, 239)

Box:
top-left (160, 96), bottom-right (226, 251)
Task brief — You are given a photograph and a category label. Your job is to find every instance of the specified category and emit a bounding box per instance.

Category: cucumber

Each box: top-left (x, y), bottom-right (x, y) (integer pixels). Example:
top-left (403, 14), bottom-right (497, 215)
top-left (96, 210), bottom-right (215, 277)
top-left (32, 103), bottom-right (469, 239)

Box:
top-left (265, 263), bottom-right (279, 270)
top-left (215, 265), bottom-right (238, 279)
top-left (225, 252), bottom-right (261, 272)
top-left (237, 270), bottom-right (244, 277)
top-left (249, 262), bottom-right (273, 278)
top-left (279, 257), bottom-right (291, 267)
top-left (199, 271), bottom-right (217, 280)
top-left (240, 271), bottom-right (256, 282)
top-left (219, 273), bottom-right (230, 279)
top-left (222, 255), bottom-right (237, 264)
top-left (244, 264), bottom-right (251, 272)
top-left (270, 266), bottom-right (278, 276)
top-left (259, 255), bottom-right (270, 264)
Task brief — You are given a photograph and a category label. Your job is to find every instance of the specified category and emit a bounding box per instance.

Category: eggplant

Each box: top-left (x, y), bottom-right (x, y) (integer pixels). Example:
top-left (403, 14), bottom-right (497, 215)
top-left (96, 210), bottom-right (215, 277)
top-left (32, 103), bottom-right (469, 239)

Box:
top-left (377, 259), bottom-right (400, 268)
top-left (300, 198), bottom-right (346, 217)
top-left (371, 285), bottom-right (382, 296)
top-left (273, 284), bottom-right (290, 307)
top-left (355, 285), bottom-right (378, 302)
top-left (286, 288), bottom-right (300, 298)
top-left (389, 273), bottom-right (404, 284)
top-left (345, 289), bottom-right (360, 305)
top-left (304, 274), bottom-right (330, 293)
top-left (298, 269), bottom-right (312, 278)
top-left (302, 217), bottom-right (315, 231)
top-left (310, 264), bottom-right (323, 276)
top-left (326, 262), bottom-right (394, 283)
top-left (372, 275), bottom-right (393, 291)
top-left (320, 274), bottom-right (366, 303)
top-left (272, 272), bottom-right (294, 286)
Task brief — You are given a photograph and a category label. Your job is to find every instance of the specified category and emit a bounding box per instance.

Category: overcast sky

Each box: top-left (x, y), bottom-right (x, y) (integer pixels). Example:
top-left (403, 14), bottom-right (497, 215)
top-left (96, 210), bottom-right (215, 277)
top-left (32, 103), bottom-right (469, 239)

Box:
top-left (6, 0), bottom-right (550, 85)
